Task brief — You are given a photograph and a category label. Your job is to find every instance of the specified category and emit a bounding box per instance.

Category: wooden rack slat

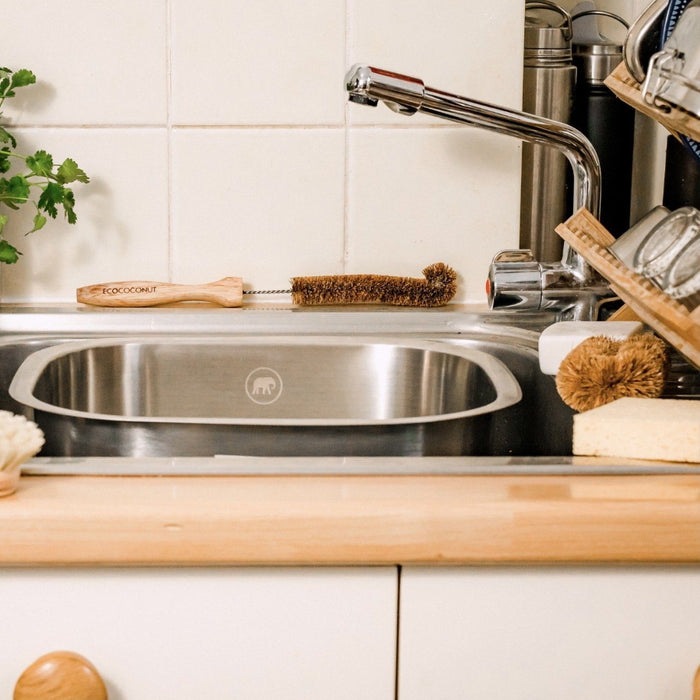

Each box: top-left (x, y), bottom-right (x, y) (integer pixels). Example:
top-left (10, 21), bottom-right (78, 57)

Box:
top-left (604, 61), bottom-right (700, 143)
top-left (556, 208), bottom-right (700, 368)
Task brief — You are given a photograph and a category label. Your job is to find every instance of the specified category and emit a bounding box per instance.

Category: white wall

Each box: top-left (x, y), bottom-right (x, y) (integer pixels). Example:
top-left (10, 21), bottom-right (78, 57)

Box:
top-left (0, 0), bottom-right (523, 304)
top-left (0, 0), bottom-right (653, 304)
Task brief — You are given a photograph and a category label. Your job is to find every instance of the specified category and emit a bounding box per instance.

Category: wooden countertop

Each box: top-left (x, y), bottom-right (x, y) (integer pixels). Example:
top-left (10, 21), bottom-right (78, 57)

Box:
top-left (1, 473), bottom-right (699, 565)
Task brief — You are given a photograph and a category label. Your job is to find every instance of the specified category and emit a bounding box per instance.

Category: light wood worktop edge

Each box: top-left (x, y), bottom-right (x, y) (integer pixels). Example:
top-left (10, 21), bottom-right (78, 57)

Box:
top-left (0, 474), bottom-right (698, 566)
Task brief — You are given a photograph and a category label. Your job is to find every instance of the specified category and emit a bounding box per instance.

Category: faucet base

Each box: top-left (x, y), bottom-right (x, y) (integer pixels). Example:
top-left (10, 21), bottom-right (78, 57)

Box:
top-left (488, 248), bottom-right (614, 321)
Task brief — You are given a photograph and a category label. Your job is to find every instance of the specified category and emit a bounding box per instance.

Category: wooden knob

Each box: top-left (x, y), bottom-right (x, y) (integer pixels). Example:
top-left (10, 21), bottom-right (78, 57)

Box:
top-left (693, 665), bottom-right (700, 700)
top-left (14, 651), bottom-right (107, 700)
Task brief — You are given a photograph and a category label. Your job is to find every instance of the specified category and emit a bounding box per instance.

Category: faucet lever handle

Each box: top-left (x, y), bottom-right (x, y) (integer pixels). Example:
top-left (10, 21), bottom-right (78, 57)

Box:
top-left (492, 250), bottom-right (536, 264)
top-left (487, 250), bottom-right (543, 310)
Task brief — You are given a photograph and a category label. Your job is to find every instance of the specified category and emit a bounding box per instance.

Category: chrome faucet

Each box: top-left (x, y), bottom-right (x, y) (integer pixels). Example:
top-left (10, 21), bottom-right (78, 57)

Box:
top-left (344, 64), bottom-right (614, 320)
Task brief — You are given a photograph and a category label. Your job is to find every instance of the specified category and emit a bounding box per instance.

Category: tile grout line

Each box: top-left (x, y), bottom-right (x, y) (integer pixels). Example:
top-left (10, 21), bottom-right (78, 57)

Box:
top-left (343, 0), bottom-right (350, 274)
top-left (394, 564), bottom-right (402, 700)
top-left (12, 123), bottom-right (460, 131)
top-left (166, 0), bottom-right (174, 282)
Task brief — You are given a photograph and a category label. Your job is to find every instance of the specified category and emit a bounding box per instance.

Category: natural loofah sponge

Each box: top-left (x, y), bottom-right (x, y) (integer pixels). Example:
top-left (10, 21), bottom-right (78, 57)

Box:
top-left (555, 333), bottom-right (669, 412)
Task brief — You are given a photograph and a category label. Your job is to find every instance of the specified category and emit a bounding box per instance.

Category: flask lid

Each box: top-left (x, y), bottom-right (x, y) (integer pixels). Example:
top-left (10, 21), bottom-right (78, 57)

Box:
top-left (571, 9), bottom-right (628, 83)
top-left (524, 1), bottom-right (573, 64)
top-left (573, 42), bottom-right (623, 83)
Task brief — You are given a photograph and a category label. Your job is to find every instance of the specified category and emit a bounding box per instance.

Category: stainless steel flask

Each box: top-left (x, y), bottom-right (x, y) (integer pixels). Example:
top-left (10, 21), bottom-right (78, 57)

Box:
top-left (520, 0), bottom-right (577, 262)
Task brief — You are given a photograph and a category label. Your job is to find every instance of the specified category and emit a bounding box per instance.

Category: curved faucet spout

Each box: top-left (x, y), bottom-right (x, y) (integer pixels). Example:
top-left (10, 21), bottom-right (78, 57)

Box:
top-left (346, 65), bottom-right (425, 113)
top-left (345, 63), bottom-right (612, 320)
top-left (346, 64), bottom-right (601, 218)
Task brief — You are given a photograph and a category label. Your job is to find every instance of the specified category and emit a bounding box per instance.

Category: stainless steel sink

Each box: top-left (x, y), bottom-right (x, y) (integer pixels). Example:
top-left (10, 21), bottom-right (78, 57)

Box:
top-left (0, 306), bottom-right (578, 460)
top-left (9, 335), bottom-right (527, 457)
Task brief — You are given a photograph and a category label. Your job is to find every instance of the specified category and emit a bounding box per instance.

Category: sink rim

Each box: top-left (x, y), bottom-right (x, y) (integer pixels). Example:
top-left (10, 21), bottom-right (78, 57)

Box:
top-left (9, 334), bottom-right (523, 427)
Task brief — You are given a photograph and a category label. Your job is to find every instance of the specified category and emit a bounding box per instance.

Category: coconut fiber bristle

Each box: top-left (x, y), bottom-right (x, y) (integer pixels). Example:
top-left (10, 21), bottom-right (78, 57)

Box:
top-left (290, 262), bottom-right (457, 307)
top-left (555, 333), bottom-right (669, 412)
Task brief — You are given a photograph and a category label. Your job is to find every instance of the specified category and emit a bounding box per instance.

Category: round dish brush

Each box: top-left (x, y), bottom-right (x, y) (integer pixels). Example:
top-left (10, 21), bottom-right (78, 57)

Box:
top-left (0, 411), bottom-right (45, 497)
top-left (76, 262), bottom-right (458, 308)
top-left (555, 333), bottom-right (669, 412)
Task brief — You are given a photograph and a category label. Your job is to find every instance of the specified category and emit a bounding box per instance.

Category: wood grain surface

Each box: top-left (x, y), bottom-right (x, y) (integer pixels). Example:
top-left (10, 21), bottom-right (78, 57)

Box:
top-left (13, 651), bottom-right (107, 700)
top-left (556, 207), bottom-right (700, 367)
top-left (604, 61), bottom-right (700, 142)
top-left (0, 474), bottom-right (698, 565)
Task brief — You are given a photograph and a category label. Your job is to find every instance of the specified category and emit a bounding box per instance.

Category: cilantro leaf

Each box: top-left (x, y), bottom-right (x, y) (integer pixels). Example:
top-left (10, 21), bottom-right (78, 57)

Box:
top-left (0, 175), bottom-right (31, 207)
top-left (37, 181), bottom-right (65, 218)
top-left (62, 188), bottom-right (77, 224)
top-left (10, 69), bottom-right (36, 89)
top-left (0, 149), bottom-right (11, 174)
top-left (56, 158), bottom-right (89, 184)
top-left (0, 238), bottom-right (20, 264)
top-left (29, 212), bottom-right (47, 233)
top-left (26, 150), bottom-right (54, 177)
top-left (0, 66), bottom-right (89, 262)
top-left (0, 126), bottom-right (17, 149)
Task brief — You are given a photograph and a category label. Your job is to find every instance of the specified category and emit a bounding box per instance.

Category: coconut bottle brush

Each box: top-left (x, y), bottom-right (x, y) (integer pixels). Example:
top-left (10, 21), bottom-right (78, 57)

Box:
top-left (76, 262), bottom-right (458, 308)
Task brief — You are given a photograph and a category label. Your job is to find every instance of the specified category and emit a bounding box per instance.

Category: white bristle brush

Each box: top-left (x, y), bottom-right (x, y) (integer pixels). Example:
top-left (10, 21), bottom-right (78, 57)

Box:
top-left (0, 411), bottom-right (44, 497)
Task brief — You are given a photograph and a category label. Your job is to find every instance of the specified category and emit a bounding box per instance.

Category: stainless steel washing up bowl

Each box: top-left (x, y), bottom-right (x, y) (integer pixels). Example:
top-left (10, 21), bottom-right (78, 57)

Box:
top-left (9, 336), bottom-right (522, 457)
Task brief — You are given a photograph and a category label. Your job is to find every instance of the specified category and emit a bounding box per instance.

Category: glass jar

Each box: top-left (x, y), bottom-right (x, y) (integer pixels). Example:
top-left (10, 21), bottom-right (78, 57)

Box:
top-left (633, 206), bottom-right (700, 286)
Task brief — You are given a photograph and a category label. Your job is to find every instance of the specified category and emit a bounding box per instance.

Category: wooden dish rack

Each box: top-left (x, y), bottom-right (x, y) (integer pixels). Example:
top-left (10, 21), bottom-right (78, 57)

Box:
top-left (556, 207), bottom-right (700, 369)
top-left (560, 56), bottom-right (700, 369)
top-left (604, 61), bottom-right (700, 143)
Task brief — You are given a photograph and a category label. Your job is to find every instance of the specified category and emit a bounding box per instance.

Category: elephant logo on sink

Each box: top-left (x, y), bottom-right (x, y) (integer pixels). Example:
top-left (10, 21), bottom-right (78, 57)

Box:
top-left (245, 367), bottom-right (283, 405)
top-left (252, 376), bottom-right (276, 395)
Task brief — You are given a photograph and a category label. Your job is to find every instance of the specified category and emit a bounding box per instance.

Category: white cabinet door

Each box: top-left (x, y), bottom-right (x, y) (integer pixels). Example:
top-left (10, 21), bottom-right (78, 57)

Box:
top-left (399, 567), bottom-right (700, 700)
top-left (0, 567), bottom-right (397, 700)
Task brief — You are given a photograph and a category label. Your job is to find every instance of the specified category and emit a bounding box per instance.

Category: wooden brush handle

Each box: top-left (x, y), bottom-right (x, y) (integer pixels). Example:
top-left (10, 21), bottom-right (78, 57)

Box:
top-left (14, 651), bottom-right (108, 700)
top-left (77, 277), bottom-right (243, 307)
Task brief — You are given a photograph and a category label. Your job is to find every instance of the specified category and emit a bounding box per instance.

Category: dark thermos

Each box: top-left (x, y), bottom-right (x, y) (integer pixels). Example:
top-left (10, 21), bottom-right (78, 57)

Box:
top-left (663, 135), bottom-right (700, 210)
top-left (571, 10), bottom-right (635, 236)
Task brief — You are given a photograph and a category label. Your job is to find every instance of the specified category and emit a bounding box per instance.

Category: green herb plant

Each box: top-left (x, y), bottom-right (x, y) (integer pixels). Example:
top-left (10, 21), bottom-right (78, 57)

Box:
top-left (0, 67), bottom-right (89, 263)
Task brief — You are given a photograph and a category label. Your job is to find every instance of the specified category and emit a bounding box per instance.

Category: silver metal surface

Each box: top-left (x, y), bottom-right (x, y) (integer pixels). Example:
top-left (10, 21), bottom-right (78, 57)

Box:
top-left (0, 306), bottom-right (578, 461)
top-left (8, 335), bottom-right (533, 458)
top-left (574, 40), bottom-right (627, 85)
top-left (486, 251), bottom-right (543, 309)
top-left (344, 64), bottom-right (613, 321)
top-left (524, 1), bottom-right (574, 54)
top-left (0, 304), bottom-right (558, 337)
top-left (571, 10), bottom-right (630, 85)
top-left (623, 0), bottom-right (668, 83)
top-left (3, 307), bottom-right (696, 473)
top-left (0, 305), bottom-right (696, 474)
top-left (345, 64), bottom-right (601, 220)
top-left (521, 1), bottom-right (577, 262)
top-left (12, 337), bottom-right (520, 423)
top-left (642, 0), bottom-right (700, 117)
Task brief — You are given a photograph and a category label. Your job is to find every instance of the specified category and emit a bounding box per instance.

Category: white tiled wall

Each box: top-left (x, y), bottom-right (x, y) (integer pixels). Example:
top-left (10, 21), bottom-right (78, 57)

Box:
top-left (1, 0), bottom-right (528, 303)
